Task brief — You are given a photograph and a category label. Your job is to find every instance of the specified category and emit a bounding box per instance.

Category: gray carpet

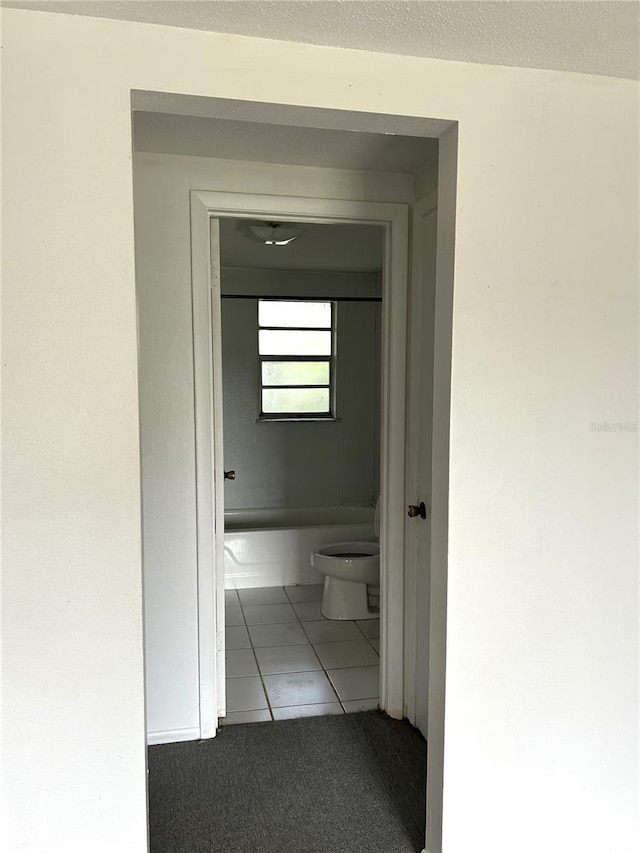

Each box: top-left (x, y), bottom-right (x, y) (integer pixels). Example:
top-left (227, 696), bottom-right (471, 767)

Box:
top-left (148, 710), bottom-right (426, 853)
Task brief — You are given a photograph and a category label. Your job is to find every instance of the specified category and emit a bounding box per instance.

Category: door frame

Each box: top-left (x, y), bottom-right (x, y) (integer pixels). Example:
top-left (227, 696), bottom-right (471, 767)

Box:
top-left (403, 189), bottom-right (438, 733)
top-left (190, 190), bottom-right (409, 737)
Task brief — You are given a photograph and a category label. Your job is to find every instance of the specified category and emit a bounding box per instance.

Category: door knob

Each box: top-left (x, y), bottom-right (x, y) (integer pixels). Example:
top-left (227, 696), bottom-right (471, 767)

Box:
top-left (407, 502), bottom-right (427, 520)
top-left (224, 470), bottom-right (236, 481)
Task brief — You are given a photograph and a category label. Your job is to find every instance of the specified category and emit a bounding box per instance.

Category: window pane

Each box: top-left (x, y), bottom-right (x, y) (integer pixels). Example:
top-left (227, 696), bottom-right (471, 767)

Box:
top-left (262, 387), bottom-right (330, 414)
top-left (259, 300), bottom-right (331, 329)
top-left (259, 329), bottom-right (332, 356)
top-left (262, 361), bottom-right (330, 386)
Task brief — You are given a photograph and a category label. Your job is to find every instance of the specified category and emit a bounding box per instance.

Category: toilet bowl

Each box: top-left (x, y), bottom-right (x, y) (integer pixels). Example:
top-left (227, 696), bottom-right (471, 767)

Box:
top-left (310, 498), bottom-right (381, 620)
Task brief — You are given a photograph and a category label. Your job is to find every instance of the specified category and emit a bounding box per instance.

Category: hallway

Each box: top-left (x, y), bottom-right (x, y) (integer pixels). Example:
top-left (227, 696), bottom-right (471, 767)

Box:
top-left (148, 710), bottom-right (426, 853)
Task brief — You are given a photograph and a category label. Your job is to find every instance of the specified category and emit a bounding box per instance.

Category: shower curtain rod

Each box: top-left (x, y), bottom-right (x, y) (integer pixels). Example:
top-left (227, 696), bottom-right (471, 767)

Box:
top-left (221, 294), bottom-right (382, 303)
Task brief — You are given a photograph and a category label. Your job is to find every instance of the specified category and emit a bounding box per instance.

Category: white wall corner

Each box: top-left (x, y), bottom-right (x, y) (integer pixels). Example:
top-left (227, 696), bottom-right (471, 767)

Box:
top-left (414, 156), bottom-right (439, 203)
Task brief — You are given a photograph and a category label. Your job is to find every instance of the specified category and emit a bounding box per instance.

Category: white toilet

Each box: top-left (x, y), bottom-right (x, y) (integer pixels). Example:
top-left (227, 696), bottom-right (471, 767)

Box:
top-left (311, 498), bottom-right (380, 620)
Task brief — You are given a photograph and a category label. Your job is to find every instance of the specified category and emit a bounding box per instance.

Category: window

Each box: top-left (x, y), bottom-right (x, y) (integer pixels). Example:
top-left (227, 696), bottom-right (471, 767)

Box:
top-left (258, 299), bottom-right (335, 419)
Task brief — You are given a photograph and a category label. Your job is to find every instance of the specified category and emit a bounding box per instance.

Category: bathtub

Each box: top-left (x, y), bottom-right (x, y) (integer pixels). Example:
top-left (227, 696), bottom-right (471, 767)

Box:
top-left (224, 505), bottom-right (376, 589)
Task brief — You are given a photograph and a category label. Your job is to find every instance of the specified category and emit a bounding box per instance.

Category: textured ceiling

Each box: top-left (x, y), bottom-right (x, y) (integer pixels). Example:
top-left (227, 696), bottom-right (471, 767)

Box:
top-left (4, 0), bottom-right (639, 80)
top-left (134, 113), bottom-right (438, 174)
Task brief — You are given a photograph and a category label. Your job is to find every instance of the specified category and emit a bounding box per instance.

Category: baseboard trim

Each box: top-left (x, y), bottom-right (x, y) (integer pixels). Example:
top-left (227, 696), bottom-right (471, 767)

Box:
top-left (147, 726), bottom-right (200, 745)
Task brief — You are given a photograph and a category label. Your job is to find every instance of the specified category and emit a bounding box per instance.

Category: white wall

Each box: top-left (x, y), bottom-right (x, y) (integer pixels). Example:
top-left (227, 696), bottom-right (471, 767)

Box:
top-left (2, 9), bottom-right (638, 853)
top-left (134, 153), bottom-right (405, 742)
top-left (415, 155), bottom-right (439, 202)
top-left (221, 268), bottom-right (380, 511)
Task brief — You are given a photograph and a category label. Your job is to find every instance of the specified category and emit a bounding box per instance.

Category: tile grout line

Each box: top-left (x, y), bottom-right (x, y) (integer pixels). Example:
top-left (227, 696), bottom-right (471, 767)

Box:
top-left (241, 600), bottom-right (275, 721)
top-left (226, 590), bottom-right (268, 721)
top-left (251, 586), bottom-right (345, 713)
top-left (294, 595), bottom-right (345, 710)
top-left (246, 586), bottom-right (345, 712)
top-left (227, 586), bottom-right (380, 719)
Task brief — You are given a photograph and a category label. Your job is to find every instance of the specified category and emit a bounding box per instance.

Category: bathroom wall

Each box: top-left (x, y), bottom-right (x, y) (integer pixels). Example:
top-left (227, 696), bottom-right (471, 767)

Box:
top-left (221, 266), bottom-right (381, 510)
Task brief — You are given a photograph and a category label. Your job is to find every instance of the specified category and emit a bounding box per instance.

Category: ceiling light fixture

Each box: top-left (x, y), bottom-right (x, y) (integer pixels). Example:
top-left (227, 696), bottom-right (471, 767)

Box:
top-left (243, 221), bottom-right (305, 246)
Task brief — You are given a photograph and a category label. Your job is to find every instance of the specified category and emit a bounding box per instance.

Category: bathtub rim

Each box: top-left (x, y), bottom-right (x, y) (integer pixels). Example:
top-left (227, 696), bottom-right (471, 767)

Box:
top-left (223, 504), bottom-right (376, 533)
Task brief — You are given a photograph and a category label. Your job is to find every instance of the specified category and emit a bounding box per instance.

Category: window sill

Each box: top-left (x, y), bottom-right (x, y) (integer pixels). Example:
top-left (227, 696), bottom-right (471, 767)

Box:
top-left (257, 417), bottom-right (340, 424)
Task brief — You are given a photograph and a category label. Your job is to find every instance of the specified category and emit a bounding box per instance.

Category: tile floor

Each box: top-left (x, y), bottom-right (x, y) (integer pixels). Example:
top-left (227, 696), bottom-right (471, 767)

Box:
top-left (223, 585), bottom-right (380, 725)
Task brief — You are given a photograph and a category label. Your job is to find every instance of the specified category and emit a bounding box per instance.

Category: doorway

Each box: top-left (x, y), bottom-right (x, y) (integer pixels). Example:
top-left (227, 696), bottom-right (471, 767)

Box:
top-left (218, 217), bottom-right (384, 722)
top-left (133, 96), bottom-right (456, 853)
top-left (189, 192), bottom-right (410, 736)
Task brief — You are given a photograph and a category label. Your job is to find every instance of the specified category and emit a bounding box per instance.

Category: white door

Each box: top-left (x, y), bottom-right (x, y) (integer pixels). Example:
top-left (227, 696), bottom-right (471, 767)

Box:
top-left (405, 191), bottom-right (438, 736)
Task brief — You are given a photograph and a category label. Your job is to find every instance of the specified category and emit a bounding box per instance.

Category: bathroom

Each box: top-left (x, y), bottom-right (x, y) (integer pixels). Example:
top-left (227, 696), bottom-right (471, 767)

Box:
top-left (219, 217), bottom-right (384, 723)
